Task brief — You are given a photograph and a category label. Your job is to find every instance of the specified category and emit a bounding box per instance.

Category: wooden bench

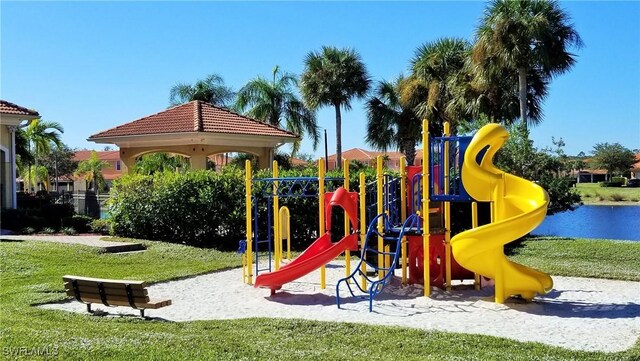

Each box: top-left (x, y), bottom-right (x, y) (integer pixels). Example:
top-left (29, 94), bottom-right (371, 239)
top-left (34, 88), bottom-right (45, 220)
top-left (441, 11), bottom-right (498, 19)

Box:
top-left (63, 275), bottom-right (172, 317)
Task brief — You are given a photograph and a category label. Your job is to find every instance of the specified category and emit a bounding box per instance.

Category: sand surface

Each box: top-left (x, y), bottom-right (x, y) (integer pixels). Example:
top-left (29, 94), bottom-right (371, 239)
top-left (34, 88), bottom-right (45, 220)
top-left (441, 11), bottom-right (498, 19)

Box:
top-left (42, 261), bottom-right (640, 353)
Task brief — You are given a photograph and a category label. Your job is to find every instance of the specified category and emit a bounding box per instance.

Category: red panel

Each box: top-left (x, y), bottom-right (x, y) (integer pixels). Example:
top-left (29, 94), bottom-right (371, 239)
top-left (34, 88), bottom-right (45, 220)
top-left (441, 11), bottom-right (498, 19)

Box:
top-left (407, 233), bottom-right (473, 288)
top-left (324, 187), bottom-right (359, 231)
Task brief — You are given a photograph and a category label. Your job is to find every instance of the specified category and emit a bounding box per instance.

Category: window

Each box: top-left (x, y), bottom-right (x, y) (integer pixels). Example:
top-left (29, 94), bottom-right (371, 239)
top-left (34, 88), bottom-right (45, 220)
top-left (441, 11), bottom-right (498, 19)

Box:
top-left (116, 160), bottom-right (121, 171)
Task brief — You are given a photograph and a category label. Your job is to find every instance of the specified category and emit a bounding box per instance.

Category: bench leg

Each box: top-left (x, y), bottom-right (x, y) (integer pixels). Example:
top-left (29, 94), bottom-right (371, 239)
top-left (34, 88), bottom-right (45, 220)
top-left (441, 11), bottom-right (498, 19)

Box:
top-left (140, 309), bottom-right (145, 318)
top-left (87, 304), bottom-right (92, 313)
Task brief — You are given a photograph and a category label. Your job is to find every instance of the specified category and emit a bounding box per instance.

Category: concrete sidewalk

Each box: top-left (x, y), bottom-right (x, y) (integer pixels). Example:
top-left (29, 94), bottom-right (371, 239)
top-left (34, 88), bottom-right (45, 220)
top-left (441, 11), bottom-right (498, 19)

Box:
top-left (0, 234), bottom-right (145, 253)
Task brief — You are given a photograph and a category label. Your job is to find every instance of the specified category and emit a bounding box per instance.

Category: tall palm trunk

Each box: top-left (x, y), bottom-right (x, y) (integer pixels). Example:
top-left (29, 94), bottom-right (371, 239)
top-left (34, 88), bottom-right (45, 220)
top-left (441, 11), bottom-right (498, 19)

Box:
top-left (34, 156), bottom-right (40, 192)
top-left (518, 67), bottom-right (528, 129)
top-left (334, 103), bottom-right (342, 170)
top-left (27, 142), bottom-right (33, 193)
top-left (402, 138), bottom-right (417, 166)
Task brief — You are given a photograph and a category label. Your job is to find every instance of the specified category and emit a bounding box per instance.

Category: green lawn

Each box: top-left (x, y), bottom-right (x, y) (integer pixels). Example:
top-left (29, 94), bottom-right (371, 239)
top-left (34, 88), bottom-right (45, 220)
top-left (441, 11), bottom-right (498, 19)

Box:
top-left (1, 237), bottom-right (639, 360)
top-left (576, 183), bottom-right (640, 204)
top-left (508, 236), bottom-right (640, 281)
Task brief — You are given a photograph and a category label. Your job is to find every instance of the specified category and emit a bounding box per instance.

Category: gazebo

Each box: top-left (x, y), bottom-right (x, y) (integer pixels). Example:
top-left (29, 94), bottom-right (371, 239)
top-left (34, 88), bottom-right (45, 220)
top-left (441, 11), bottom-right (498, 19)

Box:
top-left (0, 100), bottom-right (40, 209)
top-left (88, 101), bottom-right (299, 171)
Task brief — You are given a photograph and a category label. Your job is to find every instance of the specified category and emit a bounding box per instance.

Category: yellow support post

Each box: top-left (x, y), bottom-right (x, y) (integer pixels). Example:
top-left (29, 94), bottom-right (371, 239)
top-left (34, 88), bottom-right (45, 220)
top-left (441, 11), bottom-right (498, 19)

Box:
top-left (422, 119), bottom-right (430, 297)
top-left (279, 206), bottom-right (291, 261)
top-left (443, 122), bottom-right (452, 292)
top-left (359, 172), bottom-right (367, 289)
top-left (472, 202), bottom-right (481, 290)
top-left (384, 244), bottom-right (391, 274)
top-left (376, 155), bottom-right (384, 280)
top-left (343, 158), bottom-right (351, 276)
top-left (273, 161), bottom-right (280, 270)
top-left (400, 156), bottom-right (407, 285)
top-left (245, 160), bottom-right (253, 285)
top-left (319, 158), bottom-right (326, 289)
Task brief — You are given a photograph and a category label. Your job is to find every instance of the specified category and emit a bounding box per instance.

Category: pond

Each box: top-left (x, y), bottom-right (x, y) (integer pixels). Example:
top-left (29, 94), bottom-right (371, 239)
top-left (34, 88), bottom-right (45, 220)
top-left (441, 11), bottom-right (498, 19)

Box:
top-left (532, 205), bottom-right (640, 241)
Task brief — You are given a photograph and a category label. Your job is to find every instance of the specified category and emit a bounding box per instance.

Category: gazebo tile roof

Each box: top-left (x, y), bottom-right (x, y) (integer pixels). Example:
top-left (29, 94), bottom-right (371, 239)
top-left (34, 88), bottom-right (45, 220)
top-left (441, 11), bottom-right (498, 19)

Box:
top-left (89, 101), bottom-right (297, 139)
top-left (0, 100), bottom-right (40, 117)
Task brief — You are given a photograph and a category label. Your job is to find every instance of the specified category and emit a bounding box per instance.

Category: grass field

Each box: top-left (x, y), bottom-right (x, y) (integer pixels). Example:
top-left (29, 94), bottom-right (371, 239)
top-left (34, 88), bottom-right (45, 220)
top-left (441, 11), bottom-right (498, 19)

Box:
top-left (576, 183), bottom-right (640, 204)
top-left (1, 237), bottom-right (638, 360)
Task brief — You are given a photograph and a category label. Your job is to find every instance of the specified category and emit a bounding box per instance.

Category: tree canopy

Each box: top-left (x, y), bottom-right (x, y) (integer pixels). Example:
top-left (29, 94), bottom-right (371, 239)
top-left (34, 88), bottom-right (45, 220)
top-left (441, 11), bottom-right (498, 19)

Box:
top-left (590, 143), bottom-right (636, 176)
top-left (133, 153), bottom-right (189, 175)
top-left (365, 77), bottom-right (421, 166)
top-left (473, 0), bottom-right (583, 127)
top-left (236, 66), bottom-right (319, 155)
top-left (169, 74), bottom-right (235, 107)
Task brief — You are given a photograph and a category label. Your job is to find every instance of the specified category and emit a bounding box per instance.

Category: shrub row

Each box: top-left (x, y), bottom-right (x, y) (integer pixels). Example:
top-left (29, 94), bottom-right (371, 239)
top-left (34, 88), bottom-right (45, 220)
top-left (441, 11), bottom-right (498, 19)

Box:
top-left (108, 166), bottom-right (379, 250)
top-left (1, 204), bottom-right (76, 232)
top-left (600, 181), bottom-right (624, 188)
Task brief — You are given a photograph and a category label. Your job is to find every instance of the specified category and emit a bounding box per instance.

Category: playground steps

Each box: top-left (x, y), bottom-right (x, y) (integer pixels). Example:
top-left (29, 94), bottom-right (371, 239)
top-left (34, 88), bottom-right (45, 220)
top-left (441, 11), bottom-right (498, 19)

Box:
top-left (336, 214), bottom-right (421, 312)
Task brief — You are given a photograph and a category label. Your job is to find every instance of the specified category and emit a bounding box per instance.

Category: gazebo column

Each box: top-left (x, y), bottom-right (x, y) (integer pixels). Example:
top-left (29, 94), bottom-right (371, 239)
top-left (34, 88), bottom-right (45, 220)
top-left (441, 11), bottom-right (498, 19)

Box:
top-left (257, 147), bottom-right (274, 170)
top-left (119, 148), bottom-right (137, 174)
top-left (7, 125), bottom-right (18, 208)
top-left (190, 154), bottom-right (208, 170)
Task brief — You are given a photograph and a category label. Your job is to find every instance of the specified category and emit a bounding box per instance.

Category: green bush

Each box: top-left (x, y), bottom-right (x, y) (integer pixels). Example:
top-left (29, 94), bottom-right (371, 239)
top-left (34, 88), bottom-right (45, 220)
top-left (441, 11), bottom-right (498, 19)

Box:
top-left (90, 219), bottom-right (112, 235)
top-left (611, 176), bottom-right (627, 185)
top-left (21, 227), bottom-right (36, 235)
top-left (609, 193), bottom-right (625, 202)
top-left (109, 168), bottom-right (246, 249)
top-left (1, 204), bottom-right (74, 232)
top-left (108, 166), bottom-right (380, 250)
top-left (62, 215), bottom-right (93, 233)
top-left (599, 181), bottom-right (623, 187)
top-left (40, 227), bottom-right (56, 234)
top-left (61, 227), bottom-right (77, 235)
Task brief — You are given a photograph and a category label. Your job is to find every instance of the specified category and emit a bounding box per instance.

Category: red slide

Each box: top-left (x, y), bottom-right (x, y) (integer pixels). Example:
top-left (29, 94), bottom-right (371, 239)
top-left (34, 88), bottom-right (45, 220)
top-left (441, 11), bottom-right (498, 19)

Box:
top-left (254, 233), bottom-right (359, 291)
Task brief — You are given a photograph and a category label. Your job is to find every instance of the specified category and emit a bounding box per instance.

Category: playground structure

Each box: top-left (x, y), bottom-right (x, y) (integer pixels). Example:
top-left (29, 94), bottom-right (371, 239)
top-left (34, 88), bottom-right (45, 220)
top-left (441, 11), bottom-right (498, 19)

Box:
top-left (239, 121), bottom-right (553, 311)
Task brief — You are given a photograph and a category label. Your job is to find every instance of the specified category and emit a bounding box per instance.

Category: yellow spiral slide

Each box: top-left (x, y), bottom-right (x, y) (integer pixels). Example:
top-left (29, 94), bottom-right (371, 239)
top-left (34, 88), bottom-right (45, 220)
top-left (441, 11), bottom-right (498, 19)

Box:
top-left (451, 124), bottom-right (553, 303)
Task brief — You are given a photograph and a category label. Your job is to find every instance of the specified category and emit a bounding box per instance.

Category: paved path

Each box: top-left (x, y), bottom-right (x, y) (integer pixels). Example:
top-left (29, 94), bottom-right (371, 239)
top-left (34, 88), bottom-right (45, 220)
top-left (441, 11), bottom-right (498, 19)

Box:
top-left (0, 234), bottom-right (144, 253)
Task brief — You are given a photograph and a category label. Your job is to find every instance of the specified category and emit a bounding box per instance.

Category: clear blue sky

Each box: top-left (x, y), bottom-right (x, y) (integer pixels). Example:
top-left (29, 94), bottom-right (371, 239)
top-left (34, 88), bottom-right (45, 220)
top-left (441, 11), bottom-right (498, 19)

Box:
top-left (2, 1), bottom-right (639, 157)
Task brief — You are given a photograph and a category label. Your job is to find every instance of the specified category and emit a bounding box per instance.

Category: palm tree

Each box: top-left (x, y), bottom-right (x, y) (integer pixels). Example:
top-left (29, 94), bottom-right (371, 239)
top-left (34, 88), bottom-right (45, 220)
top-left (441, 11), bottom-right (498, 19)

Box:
top-left (23, 119), bottom-right (64, 192)
top-left (134, 153), bottom-right (189, 175)
top-left (459, 56), bottom-right (549, 125)
top-left (14, 128), bottom-right (33, 171)
top-left (74, 151), bottom-right (110, 196)
top-left (473, 0), bottom-right (583, 127)
top-left (301, 46), bottom-right (370, 169)
top-left (169, 73), bottom-right (235, 107)
top-left (235, 66), bottom-right (320, 155)
top-left (365, 77), bottom-right (421, 166)
top-left (408, 37), bottom-right (471, 134)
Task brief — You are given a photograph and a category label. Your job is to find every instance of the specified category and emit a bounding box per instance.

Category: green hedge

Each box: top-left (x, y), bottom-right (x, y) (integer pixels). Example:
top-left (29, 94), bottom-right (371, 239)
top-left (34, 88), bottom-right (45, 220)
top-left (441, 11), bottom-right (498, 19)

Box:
top-left (600, 181), bottom-right (624, 187)
top-left (1, 204), bottom-right (75, 232)
top-left (61, 215), bottom-right (93, 233)
top-left (108, 165), bottom-right (379, 250)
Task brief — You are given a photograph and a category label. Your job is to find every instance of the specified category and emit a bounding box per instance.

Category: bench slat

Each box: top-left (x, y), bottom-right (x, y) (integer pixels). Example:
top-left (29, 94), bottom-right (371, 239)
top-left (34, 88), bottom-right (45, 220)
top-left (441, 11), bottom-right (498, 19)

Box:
top-left (64, 283), bottom-right (148, 297)
top-left (63, 278), bottom-right (146, 291)
top-left (65, 290), bottom-right (150, 304)
top-left (63, 275), bottom-right (146, 288)
top-left (70, 294), bottom-right (171, 309)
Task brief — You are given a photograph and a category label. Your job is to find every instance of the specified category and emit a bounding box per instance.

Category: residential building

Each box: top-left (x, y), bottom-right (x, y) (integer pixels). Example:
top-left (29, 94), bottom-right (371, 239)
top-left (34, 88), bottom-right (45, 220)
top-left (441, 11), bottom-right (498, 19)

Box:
top-left (0, 100), bottom-right (39, 208)
top-left (325, 148), bottom-right (424, 170)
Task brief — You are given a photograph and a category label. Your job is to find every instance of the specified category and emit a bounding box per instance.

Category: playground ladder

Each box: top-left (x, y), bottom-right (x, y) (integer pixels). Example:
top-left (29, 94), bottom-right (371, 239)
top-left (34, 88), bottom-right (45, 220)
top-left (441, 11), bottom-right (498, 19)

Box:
top-left (336, 213), bottom-right (421, 312)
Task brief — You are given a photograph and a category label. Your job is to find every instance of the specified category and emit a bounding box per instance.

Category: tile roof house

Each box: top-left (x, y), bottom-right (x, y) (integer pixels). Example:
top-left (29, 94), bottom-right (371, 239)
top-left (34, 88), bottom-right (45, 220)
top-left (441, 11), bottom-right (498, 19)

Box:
top-left (0, 100), bottom-right (40, 208)
top-left (73, 150), bottom-right (124, 181)
top-left (326, 148), bottom-right (423, 170)
top-left (89, 100), bottom-right (298, 171)
top-left (630, 154), bottom-right (640, 179)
